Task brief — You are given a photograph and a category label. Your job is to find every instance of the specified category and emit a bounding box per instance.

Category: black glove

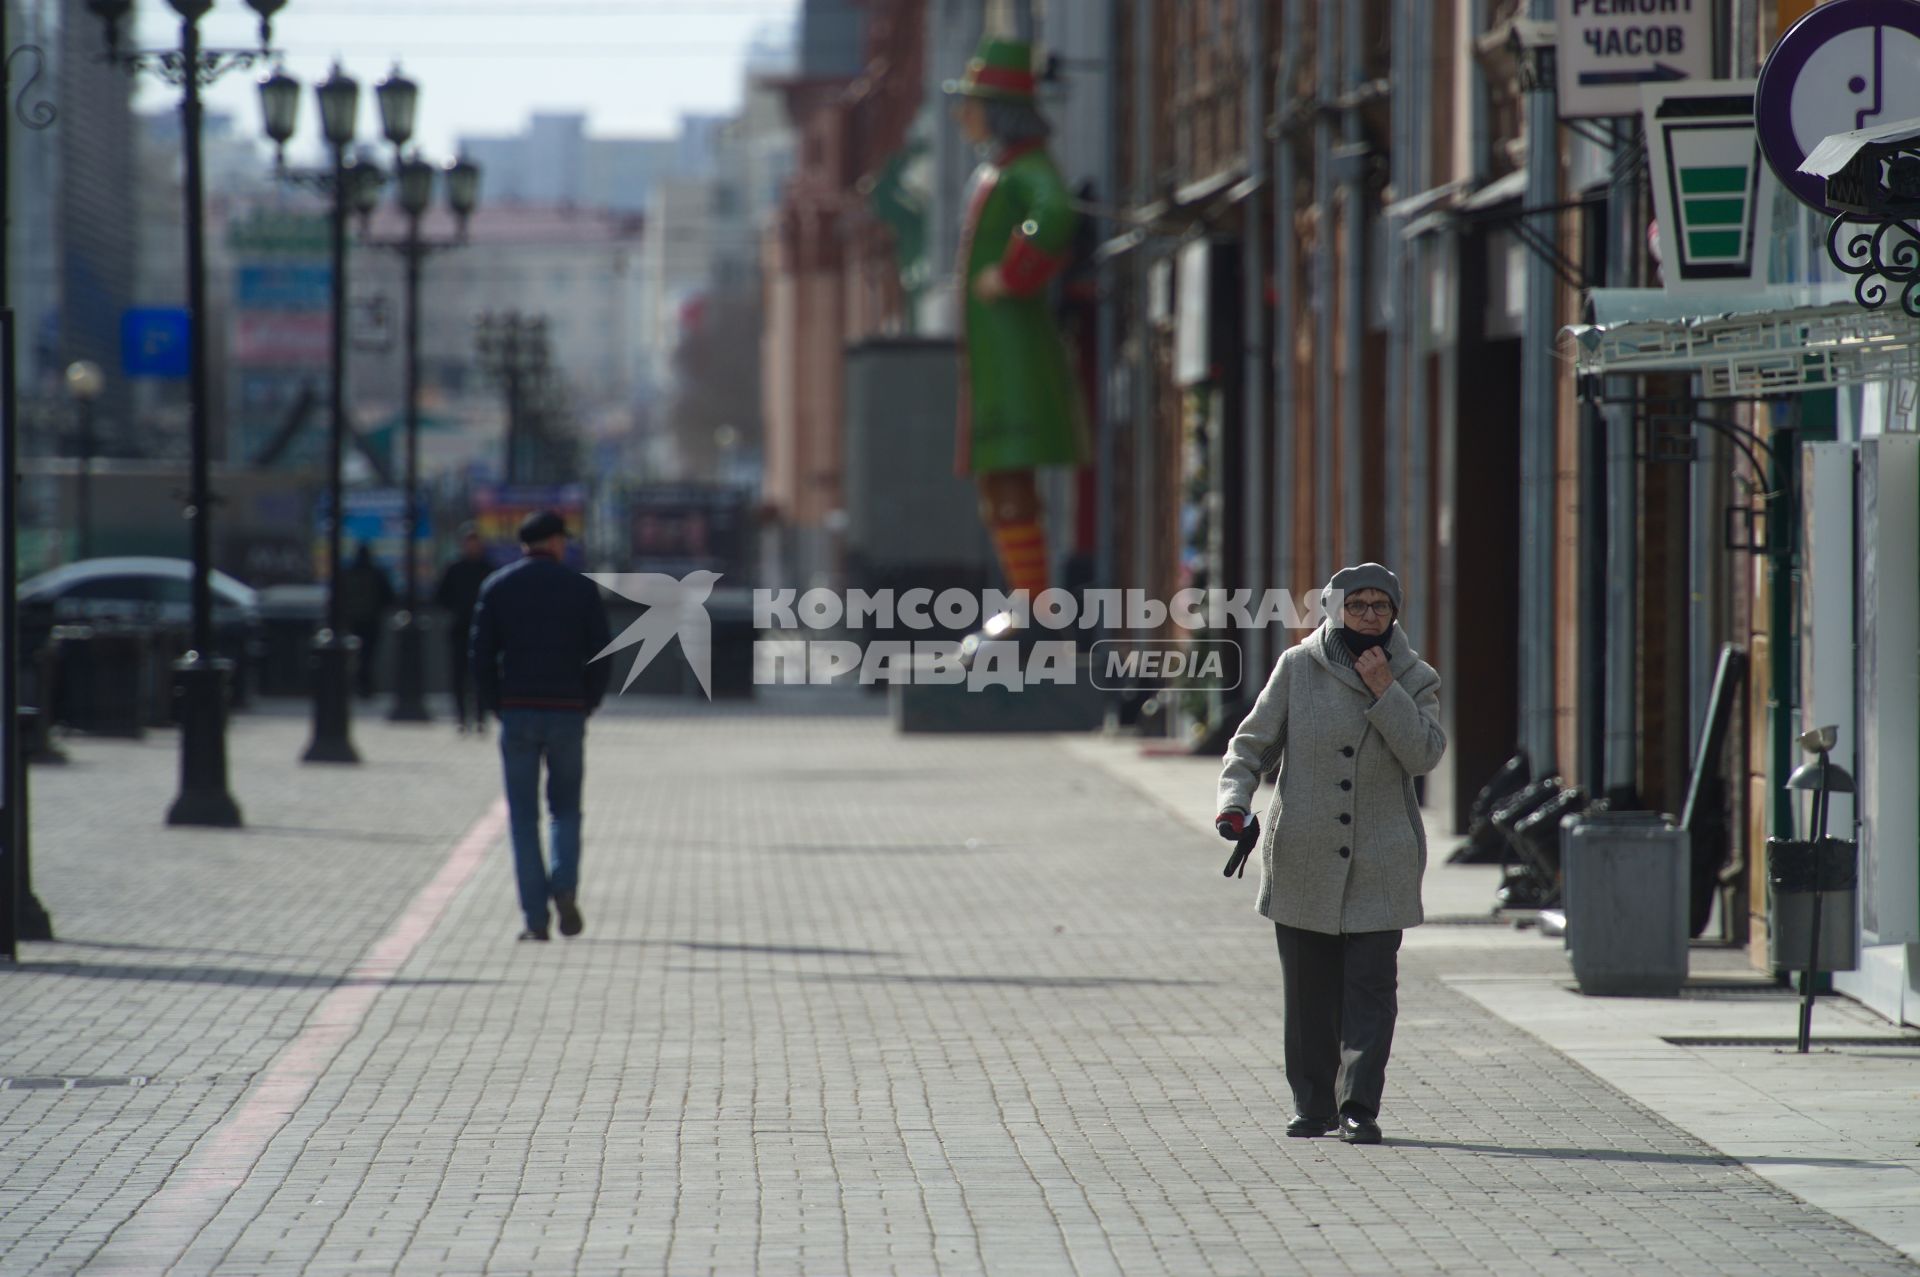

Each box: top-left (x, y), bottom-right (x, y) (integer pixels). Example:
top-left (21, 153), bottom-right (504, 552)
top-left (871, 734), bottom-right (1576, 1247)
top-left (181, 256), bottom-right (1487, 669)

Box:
top-left (1222, 814), bottom-right (1261, 878)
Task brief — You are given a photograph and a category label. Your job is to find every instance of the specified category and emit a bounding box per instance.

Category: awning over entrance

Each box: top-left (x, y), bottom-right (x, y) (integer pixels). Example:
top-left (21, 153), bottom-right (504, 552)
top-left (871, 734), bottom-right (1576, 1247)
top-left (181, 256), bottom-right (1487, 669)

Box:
top-left (1564, 286), bottom-right (1918, 396)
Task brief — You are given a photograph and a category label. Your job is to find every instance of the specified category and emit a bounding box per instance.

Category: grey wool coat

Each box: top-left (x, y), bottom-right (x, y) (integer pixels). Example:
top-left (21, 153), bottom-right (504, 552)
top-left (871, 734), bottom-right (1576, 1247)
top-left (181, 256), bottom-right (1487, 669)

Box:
top-left (1217, 621), bottom-right (1446, 936)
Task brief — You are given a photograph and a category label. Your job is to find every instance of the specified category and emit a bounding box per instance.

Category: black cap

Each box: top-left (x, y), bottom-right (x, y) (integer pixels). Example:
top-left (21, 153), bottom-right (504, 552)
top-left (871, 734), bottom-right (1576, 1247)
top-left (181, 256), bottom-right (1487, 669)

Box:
top-left (517, 510), bottom-right (570, 545)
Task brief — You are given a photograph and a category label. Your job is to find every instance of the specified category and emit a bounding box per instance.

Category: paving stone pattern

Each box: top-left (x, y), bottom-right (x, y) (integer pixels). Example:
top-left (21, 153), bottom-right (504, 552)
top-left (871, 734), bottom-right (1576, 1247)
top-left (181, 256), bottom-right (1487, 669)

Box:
top-left (2, 696), bottom-right (1914, 1276)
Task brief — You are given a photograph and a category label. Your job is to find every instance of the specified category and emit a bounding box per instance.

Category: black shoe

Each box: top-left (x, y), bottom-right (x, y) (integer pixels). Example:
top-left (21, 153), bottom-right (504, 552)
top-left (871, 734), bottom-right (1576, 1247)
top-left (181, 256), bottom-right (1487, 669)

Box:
top-left (517, 928), bottom-right (550, 942)
top-left (1287, 1114), bottom-right (1337, 1138)
top-left (1338, 1113), bottom-right (1382, 1145)
top-left (554, 892), bottom-right (584, 937)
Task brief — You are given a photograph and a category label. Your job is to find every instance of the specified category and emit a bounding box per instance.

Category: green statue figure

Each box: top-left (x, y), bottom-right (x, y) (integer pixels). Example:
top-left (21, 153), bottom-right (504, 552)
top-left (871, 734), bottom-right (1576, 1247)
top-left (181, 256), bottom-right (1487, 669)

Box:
top-left (945, 36), bottom-right (1088, 629)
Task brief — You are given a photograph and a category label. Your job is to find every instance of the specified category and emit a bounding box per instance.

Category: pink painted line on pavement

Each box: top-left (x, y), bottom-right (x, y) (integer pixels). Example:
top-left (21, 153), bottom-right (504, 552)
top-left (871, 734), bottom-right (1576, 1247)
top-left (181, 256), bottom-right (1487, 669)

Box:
top-left (82, 798), bottom-right (509, 1276)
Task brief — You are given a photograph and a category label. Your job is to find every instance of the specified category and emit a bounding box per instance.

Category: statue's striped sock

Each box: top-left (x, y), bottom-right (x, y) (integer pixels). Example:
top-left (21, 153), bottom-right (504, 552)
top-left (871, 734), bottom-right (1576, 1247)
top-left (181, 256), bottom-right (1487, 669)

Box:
top-left (992, 519), bottom-right (1049, 599)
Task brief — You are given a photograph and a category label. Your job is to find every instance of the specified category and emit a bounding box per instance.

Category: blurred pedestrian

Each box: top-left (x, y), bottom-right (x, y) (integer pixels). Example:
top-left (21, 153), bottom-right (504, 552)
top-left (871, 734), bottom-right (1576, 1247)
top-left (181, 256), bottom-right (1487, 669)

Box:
top-left (435, 524), bottom-right (493, 734)
top-left (339, 543), bottom-right (395, 700)
top-left (470, 510), bottom-right (612, 943)
top-left (1214, 563), bottom-right (1446, 1145)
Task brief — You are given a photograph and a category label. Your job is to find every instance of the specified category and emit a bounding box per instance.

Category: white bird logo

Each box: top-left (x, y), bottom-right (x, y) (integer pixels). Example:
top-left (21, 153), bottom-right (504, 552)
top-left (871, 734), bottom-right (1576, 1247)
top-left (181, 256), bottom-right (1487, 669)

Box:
top-left (585, 571), bottom-right (723, 698)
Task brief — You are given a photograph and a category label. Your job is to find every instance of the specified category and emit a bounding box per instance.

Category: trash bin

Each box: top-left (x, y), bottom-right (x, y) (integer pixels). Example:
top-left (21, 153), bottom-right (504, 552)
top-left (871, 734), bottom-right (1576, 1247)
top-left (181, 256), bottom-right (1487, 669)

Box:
top-left (257, 584), bottom-right (326, 697)
top-left (1560, 809), bottom-right (1691, 996)
top-left (1766, 837), bottom-right (1859, 972)
top-left (708, 590), bottom-right (756, 699)
top-left (52, 624), bottom-right (148, 738)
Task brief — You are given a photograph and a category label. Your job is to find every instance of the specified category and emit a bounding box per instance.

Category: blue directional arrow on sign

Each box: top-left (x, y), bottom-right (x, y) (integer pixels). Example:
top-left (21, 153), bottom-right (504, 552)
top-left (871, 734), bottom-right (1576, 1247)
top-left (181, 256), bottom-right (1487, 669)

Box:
top-left (1578, 62), bottom-right (1691, 87)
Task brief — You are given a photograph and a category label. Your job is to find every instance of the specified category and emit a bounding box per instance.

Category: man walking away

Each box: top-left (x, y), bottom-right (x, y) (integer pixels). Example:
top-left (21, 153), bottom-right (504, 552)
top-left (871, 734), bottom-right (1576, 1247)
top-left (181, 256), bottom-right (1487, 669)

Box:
top-left (435, 524), bottom-right (493, 734)
top-left (470, 511), bottom-right (612, 942)
top-left (340, 544), bottom-right (396, 699)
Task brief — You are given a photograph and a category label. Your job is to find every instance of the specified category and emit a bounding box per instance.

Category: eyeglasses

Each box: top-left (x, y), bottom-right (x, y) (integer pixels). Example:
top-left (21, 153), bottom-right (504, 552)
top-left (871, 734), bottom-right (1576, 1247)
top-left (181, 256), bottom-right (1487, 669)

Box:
top-left (1342, 600), bottom-right (1394, 619)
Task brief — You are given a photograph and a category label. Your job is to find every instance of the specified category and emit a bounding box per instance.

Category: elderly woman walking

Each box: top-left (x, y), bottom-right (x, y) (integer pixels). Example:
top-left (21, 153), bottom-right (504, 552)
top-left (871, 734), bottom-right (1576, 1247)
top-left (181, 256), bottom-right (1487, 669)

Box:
top-left (1215, 563), bottom-right (1446, 1145)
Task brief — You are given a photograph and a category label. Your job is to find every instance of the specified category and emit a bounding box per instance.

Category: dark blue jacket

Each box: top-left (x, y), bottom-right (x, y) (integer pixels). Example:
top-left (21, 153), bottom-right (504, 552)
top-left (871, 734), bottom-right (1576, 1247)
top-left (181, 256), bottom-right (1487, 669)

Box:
top-left (470, 553), bottom-right (613, 714)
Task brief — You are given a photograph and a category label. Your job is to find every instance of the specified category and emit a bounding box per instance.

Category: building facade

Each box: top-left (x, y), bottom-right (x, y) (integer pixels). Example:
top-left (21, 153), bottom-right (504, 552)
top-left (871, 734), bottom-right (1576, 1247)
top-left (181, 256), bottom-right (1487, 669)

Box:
top-left (346, 203), bottom-right (651, 484)
top-left (760, 0), bottom-right (1920, 1024)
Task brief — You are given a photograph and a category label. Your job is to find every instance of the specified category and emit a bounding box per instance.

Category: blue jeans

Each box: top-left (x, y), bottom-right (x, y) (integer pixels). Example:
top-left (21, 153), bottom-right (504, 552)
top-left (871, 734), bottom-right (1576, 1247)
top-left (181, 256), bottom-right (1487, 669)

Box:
top-left (498, 709), bottom-right (586, 933)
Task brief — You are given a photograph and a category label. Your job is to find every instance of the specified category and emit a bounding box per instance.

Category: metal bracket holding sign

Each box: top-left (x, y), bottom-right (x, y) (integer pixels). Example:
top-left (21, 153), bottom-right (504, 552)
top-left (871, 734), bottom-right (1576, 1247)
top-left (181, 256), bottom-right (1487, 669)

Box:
top-left (1558, 0), bottom-right (1714, 119)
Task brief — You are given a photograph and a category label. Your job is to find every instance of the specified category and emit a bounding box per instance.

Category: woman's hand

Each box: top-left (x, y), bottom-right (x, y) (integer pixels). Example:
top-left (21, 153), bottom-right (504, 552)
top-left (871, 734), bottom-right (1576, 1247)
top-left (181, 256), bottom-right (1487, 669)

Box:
top-left (1215, 810), bottom-right (1247, 840)
top-left (1356, 648), bottom-right (1395, 698)
top-left (973, 265), bottom-right (1008, 301)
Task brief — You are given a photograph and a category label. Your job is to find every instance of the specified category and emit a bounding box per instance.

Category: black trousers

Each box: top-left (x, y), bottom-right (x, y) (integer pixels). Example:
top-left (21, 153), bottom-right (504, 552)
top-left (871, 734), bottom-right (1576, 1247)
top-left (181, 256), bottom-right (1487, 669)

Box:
top-left (1273, 922), bottom-right (1403, 1121)
top-left (448, 627), bottom-right (474, 726)
top-left (351, 623), bottom-right (382, 698)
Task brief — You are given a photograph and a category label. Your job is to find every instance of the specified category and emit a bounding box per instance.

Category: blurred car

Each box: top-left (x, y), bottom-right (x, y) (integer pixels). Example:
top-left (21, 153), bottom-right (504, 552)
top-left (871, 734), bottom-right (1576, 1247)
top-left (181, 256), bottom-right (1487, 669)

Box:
top-left (17, 557), bottom-right (263, 687)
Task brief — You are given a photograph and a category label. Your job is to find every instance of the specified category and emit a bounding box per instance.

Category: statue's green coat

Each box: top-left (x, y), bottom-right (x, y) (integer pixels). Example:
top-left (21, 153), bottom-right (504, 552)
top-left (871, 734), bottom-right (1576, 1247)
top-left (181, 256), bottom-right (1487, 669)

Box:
top-left (956, 145), bottom-right (1088, 476)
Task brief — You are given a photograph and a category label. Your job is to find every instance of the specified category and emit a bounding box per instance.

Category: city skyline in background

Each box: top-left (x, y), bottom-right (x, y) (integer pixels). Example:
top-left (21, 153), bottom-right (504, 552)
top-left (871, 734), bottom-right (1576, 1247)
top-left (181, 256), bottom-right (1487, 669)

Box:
top-left (132, 0), bottom-right (804, 163)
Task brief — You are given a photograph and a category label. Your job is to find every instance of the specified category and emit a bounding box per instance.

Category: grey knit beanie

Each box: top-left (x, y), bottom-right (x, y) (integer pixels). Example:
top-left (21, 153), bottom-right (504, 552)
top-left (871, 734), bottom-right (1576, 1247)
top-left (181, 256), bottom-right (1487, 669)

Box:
top-left (1326, 562), bottom-right (1402, 615)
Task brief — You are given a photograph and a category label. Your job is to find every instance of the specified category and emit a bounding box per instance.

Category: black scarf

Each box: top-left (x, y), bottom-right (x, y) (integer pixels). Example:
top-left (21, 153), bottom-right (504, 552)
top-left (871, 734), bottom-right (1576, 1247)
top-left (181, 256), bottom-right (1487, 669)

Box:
top-left (1339, 626), bottom-right (1391, 658)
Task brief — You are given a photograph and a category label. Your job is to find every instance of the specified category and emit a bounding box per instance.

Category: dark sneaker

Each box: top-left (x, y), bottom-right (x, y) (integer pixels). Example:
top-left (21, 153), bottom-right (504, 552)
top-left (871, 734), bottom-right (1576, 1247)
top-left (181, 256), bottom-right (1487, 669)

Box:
top-left (517, 929), bottom-right (550, 942)
top-left (1338, 1112), bottom-right (1382, 1145)
top-left (1287, 1114), bottom-right (1337, 1138)
top-left (554, 892), bottom-right (584, 938)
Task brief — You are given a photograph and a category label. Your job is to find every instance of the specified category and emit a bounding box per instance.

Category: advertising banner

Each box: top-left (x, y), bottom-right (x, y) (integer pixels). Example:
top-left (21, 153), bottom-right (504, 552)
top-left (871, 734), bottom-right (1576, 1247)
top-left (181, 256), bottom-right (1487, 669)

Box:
top-left (470, 484), bottom-right (588, 568)
top-left (313, 488), bottom-right (433, 582)
top-left (234, 312), bottom-right (330, 366)
top-left (236, 264), bottom-right (332, 311)
top-left (626, 485), bottom-right (753, 578)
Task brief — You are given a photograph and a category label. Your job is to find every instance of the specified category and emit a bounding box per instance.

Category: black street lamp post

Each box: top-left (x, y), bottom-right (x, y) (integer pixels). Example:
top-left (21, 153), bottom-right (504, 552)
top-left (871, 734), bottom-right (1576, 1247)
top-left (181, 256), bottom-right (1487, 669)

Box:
top-left (2, 0), bottom-right (59, 960)
top-left (261, 62), bottom-right (383, 764)
top-left (361, 72), bottom-right (479, 723)
top-left (89, 0), bottom-right (284, 828)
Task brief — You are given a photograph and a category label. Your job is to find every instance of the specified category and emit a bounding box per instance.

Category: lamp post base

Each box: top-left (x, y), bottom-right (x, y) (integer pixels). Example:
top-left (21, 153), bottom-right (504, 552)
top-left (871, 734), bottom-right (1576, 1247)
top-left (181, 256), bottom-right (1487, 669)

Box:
top-left (14, 893), bottom-right (53, 942)
top-left (13, 708), bottom-right (55, 940)
top-left (166, 656), bottom-right (243, 828)
top-left (388, 612), bottom-right (432, 723)
top-left (304, 633), bottom-right (361, 764)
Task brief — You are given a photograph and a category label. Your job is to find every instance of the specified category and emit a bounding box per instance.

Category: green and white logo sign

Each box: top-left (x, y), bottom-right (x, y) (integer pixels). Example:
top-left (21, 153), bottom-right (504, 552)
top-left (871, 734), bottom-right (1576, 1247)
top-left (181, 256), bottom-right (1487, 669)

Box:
top-left (1642, 80), bottom-right (1776, 291)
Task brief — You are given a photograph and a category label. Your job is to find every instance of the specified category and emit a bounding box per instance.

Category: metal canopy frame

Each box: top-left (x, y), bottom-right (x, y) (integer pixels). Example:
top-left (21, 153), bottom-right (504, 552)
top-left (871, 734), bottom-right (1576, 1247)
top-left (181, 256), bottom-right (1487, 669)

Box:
top-left (1565, 301), bottom-right (1920, 397)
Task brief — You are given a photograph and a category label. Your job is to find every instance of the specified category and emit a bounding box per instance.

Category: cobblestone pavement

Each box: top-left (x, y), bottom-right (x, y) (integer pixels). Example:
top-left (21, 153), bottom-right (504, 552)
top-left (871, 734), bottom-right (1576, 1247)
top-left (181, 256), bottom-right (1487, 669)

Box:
top-left (3, 693), bottom-right (1915, 1276)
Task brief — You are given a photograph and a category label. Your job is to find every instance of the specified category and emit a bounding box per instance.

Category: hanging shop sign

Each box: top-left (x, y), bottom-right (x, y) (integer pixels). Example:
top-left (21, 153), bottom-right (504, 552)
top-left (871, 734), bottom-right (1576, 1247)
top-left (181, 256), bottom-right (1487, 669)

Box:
top-left (1756, 0), bottom-right (1920, 213)
top-left (1558, 0), bottom-right (1715, 119)
top-left (1642, 80), bottom-right (1776, 291)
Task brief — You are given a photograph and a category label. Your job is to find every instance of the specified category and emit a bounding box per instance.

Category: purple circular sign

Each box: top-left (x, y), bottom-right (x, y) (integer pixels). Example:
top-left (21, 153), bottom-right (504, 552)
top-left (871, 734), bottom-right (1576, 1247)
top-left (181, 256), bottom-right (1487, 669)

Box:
top-left (1756, 0), bottom-right (1920, 213)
